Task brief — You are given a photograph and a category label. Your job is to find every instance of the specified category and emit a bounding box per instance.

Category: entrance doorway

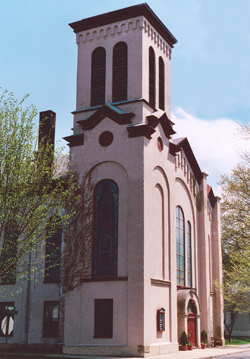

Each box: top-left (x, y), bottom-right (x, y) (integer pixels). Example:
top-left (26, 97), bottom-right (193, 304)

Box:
top-left (187, 299), bottom-right (197, 346)
top-left (187, 315), bottom-right (196, 346)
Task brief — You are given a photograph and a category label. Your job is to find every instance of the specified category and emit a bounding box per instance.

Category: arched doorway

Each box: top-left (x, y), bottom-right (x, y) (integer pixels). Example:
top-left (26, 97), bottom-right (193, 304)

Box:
top-left (177, 289), bottom-right (201, 348)
top-left (187, 299), bottom-right (197, 346)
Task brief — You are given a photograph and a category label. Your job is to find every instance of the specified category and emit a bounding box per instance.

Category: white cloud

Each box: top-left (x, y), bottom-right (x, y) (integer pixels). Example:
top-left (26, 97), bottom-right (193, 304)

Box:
top-left (171, 107), bottom-right (248, 195)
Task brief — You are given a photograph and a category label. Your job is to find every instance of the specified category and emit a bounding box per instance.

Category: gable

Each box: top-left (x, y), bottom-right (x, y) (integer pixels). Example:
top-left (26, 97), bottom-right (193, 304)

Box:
top-left (171, 137), bottom-right (203, 185)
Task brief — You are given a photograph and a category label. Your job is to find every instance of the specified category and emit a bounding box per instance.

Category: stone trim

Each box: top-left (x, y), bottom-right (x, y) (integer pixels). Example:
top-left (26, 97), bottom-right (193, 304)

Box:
top-left (151, 278), bottom-right (171, 286)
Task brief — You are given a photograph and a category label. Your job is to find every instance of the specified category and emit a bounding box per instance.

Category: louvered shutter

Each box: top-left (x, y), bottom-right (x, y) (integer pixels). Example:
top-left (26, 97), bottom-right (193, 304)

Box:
top-left (91, 47), bottom-right (106, 107)
top-left (159, 57), bottom-right (165, 110)
top-left (149, 47), bottom-right (155, 108)
top-left (112, 42), bottom-right (128, 103)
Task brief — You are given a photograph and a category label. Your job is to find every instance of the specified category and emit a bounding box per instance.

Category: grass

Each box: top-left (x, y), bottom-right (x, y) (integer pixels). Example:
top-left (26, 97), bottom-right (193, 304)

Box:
top-left (225, 336), bottom-right (250, 345)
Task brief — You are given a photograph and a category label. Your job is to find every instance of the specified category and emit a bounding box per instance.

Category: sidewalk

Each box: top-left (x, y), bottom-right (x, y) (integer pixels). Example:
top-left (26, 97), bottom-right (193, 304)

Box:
top-left (2, 345), bottom-right (250, 359)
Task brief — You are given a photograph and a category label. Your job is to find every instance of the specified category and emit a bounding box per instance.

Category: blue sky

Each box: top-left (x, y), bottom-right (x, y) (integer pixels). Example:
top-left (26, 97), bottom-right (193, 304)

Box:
top-left (1, 0), bottom-right (250, 193)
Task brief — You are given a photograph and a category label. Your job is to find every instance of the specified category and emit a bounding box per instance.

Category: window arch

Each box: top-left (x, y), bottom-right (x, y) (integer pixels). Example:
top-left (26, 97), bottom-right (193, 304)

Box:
top-left (112, 42), bottom-right (128, 103)
top-left (176, 206), bottom-right (185, 286)
top-left (91, 47), bottom-right (106, 107)
top-left (149, 46), bottom-right (155, 108)
top-left (159, 57), bottom-right (165, 110)
top-left (93, 180), bottom-right (118, 277)
top-left (187, 221), bottom-right (192, 287)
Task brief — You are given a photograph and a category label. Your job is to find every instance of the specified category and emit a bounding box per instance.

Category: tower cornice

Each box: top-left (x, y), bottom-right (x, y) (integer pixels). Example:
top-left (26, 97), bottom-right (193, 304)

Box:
top-left (69, 3), bottom-right (177, 47)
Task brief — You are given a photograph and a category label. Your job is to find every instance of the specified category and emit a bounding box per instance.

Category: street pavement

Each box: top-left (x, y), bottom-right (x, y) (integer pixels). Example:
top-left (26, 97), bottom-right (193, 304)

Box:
top-left (2, 344), bottom-right (250, 359)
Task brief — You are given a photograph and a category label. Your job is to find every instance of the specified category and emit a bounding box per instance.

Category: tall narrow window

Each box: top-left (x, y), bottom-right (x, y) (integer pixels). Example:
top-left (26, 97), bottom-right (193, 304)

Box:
top-left (149, 46), bottom-right (155, 108)
top-left (94, 299), bottom-right (113, 338)
top-left (43, 301), bottom-right (59, 337)
top-left (176, 206), bottom-right (185, 286)
top-left (113, 42), bottom-right (128, 103)
top-left (45, 219), bottom-right (62, 283)
top-left (159, 57), bottom-right (165, 110)
top-left (91, 47), bottom-right (106, 107)
top-left (0, 226), bottom-right (17, 284)
top-left (93, 180), bottom-right (118, 277)
top-left (187, 221), bottom-right (192, 287)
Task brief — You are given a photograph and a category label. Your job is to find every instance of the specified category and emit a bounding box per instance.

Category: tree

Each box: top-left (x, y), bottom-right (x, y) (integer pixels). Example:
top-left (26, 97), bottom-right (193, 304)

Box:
top-left (0, 89), bottom-right (78, 287)
top-left (220, 163), bottom-right (250, 341)
top-left (63, 169), bottom-right (95, 293)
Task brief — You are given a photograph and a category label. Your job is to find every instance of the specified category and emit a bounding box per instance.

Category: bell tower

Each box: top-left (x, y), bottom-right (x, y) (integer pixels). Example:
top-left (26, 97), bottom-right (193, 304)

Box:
top-left (63, 4), bottom-right (180, 357)
top-left (64, 3), bottom-right (177, 148)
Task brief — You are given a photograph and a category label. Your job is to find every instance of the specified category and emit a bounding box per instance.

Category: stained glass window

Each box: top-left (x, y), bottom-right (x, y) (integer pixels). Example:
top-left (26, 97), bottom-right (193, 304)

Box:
top-left (187, 221), bottom-right (192, 287)
top-left (176, 206), bottom-right (185, 286)
top-left (93, 180), bottom-right (118, 277)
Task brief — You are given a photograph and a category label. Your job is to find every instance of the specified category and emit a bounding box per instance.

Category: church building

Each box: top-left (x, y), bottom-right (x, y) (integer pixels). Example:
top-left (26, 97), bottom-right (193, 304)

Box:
top-left (0, 3), bottom-right (224, 357)
top-left (62, 3), bottom-right (224, 356)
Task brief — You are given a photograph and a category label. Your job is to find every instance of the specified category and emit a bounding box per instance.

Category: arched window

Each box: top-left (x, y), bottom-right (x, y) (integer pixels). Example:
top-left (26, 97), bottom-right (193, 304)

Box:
top-left (93, 180), bottom-right (118, 277)
top-left (113, 42), bottom-right (128, 103)
top-left (149, 46), bottom-right (155, 108)
top-left (176, 206), bottom-right (185, 286)
top-left (91, 47), bottom-right (106, 107)
top-left (159, 57), bottom-right (165, 110)
top-left (45, 217), bottom-right (62, 283)
top-left (187, 221), bottom-right (192, 287)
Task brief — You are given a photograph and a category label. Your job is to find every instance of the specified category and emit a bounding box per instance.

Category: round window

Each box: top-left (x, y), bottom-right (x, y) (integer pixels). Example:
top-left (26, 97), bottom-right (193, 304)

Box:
top-left (157, 137), bottom-right (163, 152)
top-left (99, 131), bottom-right (113, 147)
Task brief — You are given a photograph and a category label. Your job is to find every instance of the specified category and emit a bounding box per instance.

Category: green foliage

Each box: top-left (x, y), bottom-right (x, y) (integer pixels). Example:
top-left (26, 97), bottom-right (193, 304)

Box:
top-left (180, 331), bottom-right (189, 346)
top-left (225, 336), bottom-right (250, 345)
top-left (201, 330), bottom-right (207, 344)
top-left (220, 161), bottom-right (250, 341)
top-left (0, 89), bottom-right (79, 288)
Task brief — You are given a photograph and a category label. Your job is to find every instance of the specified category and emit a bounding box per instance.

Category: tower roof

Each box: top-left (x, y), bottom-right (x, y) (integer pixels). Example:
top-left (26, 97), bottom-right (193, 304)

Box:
top-left (69, 3), bottom-right (177, 47)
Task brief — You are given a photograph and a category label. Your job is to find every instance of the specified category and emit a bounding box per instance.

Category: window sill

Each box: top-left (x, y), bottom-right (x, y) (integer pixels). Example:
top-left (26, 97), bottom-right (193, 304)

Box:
top-left (43, 279), bottom-right (61, 284)
top-left (81, 276), bottom-right (128, 283)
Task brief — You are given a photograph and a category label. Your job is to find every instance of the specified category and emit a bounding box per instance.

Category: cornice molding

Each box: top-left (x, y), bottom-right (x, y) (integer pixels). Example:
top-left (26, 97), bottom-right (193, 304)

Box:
top-left (70, 3), bottom-right (177, 47)
top-left (77, 102), bottom-right (134, 131)
top-left (147, 110), bottom-right (176, 139)
top-left (127, 123), bottom-right (155, 140)
top-left (63, 133), bottom-right (84, 147)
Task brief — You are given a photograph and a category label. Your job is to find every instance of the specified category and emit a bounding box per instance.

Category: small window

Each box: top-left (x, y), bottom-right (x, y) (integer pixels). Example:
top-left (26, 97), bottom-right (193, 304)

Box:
top-left (149, 47), bottom-right (155, 108)
top-left (113, 42), bottom-right (128, 103)
top-left (157, 137), bottom-right (163, 152)
top-left (94, 299), bottom-right (113, 338)
top-left (43, 301), bottom-right (59, 337)
top-left (91, 47), bottom-right (106, 107)
top-left (45, 219), bottom-right (62, 283)
top-left (159, 57), bottom-right (165, 110)
top-left (0, 302), bottom-right (14, 337)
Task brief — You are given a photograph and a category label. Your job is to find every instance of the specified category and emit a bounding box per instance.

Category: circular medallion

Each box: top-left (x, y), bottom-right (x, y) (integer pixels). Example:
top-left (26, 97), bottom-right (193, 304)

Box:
top-left (99, 131), bottom-right (113, 147)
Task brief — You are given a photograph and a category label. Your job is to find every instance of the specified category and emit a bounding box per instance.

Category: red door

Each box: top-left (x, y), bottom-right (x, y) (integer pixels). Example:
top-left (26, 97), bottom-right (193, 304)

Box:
top-left (187, 316), bottom-right (196, 346)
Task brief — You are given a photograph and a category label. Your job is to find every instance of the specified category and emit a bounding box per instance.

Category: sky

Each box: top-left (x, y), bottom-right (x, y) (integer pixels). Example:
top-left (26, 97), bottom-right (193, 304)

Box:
top-left (1, 0), bottom-right (250, 194)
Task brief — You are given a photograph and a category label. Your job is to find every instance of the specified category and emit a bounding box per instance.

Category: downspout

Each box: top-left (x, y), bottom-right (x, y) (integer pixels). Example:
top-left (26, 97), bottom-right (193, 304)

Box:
top-left (25, 251), bottom-right (31, 345)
